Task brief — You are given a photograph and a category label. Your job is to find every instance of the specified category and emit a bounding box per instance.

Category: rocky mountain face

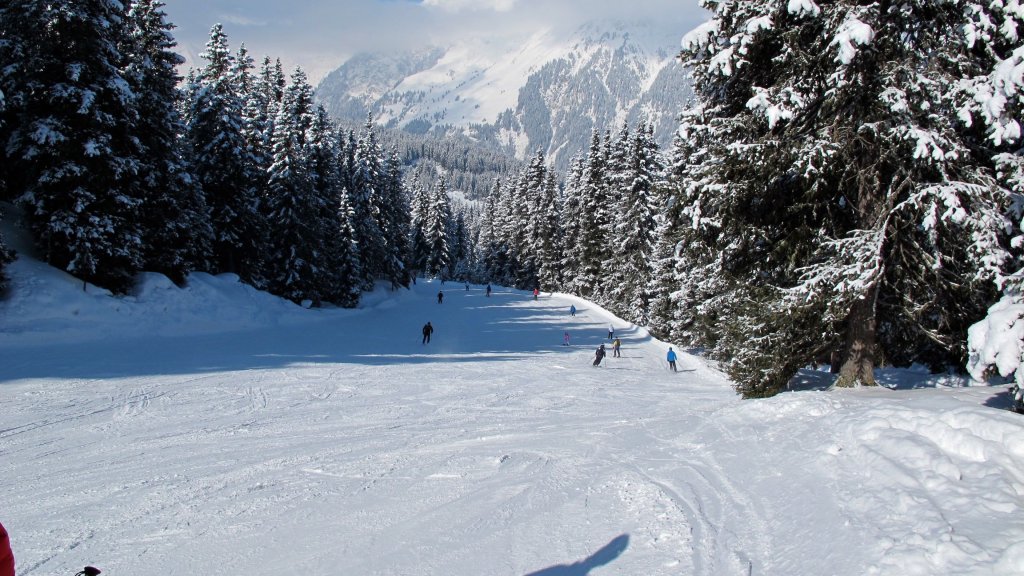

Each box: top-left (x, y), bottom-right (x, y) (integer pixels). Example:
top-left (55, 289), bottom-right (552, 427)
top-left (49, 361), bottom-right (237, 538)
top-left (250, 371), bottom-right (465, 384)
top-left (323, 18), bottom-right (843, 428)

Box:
top-left (315, 21), bottom-right (693, 171)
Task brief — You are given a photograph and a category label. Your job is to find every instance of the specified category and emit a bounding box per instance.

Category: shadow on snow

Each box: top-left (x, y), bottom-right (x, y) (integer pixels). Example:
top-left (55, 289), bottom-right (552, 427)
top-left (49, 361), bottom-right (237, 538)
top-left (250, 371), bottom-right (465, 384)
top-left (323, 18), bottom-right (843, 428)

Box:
top-left (524, 534), bottom-right (630, 576)
top-left (0, 282), bottom-right (652, 382)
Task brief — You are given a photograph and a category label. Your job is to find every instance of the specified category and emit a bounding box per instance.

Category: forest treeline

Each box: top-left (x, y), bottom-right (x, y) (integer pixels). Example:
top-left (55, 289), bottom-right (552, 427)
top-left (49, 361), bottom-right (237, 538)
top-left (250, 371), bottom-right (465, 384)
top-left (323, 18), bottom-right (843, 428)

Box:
top-left (1, 0), bottom-right (1021, 397)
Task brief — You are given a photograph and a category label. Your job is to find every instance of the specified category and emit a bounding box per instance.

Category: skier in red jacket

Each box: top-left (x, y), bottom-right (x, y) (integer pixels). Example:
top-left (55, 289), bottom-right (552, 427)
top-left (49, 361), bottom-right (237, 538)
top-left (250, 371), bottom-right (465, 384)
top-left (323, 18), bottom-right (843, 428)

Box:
top-left (0, 521), bottom-right (14, 576)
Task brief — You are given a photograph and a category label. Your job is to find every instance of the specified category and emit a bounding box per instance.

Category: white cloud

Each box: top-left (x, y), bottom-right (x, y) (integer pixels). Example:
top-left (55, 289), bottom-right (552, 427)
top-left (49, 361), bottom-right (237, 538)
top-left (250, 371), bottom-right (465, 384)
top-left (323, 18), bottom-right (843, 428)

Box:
top-left (421, 0), bottom-right (518, 12)
top-left (163, 0), bottom-right (709, 84)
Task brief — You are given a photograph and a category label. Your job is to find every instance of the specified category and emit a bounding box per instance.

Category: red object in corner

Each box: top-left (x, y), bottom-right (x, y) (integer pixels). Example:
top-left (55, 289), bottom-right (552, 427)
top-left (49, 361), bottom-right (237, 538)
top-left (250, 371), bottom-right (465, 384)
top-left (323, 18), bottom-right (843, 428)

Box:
top-left (0, 521), bottom-right (13, 576)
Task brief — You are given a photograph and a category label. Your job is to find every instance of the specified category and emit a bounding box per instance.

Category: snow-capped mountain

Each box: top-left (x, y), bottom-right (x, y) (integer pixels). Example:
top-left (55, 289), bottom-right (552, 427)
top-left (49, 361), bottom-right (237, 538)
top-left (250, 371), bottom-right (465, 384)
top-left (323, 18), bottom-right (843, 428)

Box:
top-left (315, 21), bottom-right (693, 169)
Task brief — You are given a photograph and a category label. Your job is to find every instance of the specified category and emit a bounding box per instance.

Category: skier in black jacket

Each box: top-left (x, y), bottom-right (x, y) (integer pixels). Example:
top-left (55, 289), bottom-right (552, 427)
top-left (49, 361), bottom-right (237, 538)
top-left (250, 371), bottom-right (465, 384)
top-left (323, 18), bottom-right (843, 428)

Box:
top-left (422, 322), bottom-right (433, 344)
top-left (593, 344), bottom-right (606, 367)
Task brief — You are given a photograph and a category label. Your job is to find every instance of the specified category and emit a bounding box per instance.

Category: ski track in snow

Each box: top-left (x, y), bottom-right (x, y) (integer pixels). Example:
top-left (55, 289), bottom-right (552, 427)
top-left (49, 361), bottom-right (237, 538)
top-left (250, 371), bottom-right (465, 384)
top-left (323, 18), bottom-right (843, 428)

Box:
top-left (2, 280), bottom-right (1023, 575)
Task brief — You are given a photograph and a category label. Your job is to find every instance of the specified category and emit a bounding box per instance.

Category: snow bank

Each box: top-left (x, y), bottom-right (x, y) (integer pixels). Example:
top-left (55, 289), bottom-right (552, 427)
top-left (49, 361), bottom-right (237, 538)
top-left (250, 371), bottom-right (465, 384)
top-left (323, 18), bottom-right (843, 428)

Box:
top-left (0, 255), bottom-right (312, 348)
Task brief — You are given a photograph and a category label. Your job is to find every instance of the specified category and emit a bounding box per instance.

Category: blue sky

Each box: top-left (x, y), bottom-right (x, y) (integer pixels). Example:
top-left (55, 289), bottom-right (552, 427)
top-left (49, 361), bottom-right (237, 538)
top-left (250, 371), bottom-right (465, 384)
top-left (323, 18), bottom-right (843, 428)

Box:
top-left (162, 0), bottom-right (709, 84)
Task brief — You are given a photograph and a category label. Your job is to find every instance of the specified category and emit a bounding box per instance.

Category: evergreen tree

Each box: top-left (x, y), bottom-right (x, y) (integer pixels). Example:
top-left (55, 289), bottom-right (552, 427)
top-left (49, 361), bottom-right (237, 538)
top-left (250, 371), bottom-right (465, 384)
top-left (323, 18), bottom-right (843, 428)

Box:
top-left (123, 0), bottom-right (212, 283)
top-left (264, 68), bottom-right (319, 304)
top-left (409, 177), bottom-right (432, 276)
top-left (7, 0), bottom-right (145, 292)
top-left (558, 156), bottom-right (587, 291)
top-left (328, 187), bottom-right (363, 307)
top-left (680, 0), bottom-right (1020, 396)
top-left (306, 104), bottom-right (351, 303)
top-left (535, 171), bottom-right (564, 290)
top-left (424, 177), bottom-right (453, 278)
top-left (606, 121), bottom-right (663, 324)
top-left (571, 131), bottom-right (612, 298)
top-left (186, 24), bottom-right (265, 283)
top-left (477, 179), bottom-right (505, 283)
top-left (379, 148), bottom-right (411, 289)
top-left (350, 114), bottom-right (387, 288)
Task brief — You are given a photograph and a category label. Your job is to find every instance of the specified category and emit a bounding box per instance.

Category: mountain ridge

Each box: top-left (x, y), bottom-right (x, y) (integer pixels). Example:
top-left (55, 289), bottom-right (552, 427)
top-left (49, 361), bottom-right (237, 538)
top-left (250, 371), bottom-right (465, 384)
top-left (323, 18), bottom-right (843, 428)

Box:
top-left (315, 21), bottom-right (693, 170)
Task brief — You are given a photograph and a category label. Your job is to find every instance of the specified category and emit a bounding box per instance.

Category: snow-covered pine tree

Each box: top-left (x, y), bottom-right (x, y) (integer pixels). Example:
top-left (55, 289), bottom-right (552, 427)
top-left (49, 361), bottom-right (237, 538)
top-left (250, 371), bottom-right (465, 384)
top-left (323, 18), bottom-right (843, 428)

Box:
top-left (646, 129), bottom-right (692, 340)
top-left (379, 148), bottom-right (411, 289)
top-left (6, 0), bottom-right (145, 293)
top-left (305, 104), bottom-right (352, 304)
top-left (483, 175), bottom-right (520, 282)
top-left (508, 177), bottom-right (530, 287)
top-left (476, 179), bottom-right (505, 283)
top-left (264, 67), bottom-right (319, 304)
top-left (408, 175), bottom-right (432, 276)
top-left (558, 156), bottom-right (587, 292)
top-left (571, 131), bottom-right (612, 298)
top-left (517, 150), bottom-right (549, 289)
top-left (350, 114), bottom-right (387, 288)
top-left (448, 208), bottom-right (471, 282)
top-left (647, 122), bottom-right (731, 349)
top-left (424, 177), bottom-right (453, 278)
top-left (681, 0), bottom-right (1020, 396)
top-left (123, 0), bottom-right (212, 284)
top-left (186, 24), bottom-right (266, 284)
top-left (606, 121), bottom-right (663, 324)
top-left (329, 186), bottom-right (363, 307)
top-left (962, 3), bottom-right (1024, 387)
top-left (535, 171), bottom-right (564, 290)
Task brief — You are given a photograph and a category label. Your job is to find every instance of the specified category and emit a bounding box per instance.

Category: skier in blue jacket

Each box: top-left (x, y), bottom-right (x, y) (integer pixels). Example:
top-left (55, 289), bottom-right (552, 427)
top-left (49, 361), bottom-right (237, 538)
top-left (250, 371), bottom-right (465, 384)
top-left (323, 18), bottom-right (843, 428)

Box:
top-left (667, 347), bottom-right (678, 372)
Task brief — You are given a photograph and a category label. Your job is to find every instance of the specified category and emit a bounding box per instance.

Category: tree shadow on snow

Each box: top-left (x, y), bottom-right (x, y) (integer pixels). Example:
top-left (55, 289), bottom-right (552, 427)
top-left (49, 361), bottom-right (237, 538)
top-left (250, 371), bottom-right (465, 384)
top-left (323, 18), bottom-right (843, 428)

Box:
top-left (524, 534), bottom-right (630, 576)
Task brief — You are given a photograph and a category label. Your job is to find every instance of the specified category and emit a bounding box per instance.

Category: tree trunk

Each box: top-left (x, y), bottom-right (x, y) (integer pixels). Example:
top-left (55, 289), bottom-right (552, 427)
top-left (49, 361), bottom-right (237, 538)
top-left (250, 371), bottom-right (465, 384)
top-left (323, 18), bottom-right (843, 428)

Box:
top-left (835, 287), bottom-right (879, 387)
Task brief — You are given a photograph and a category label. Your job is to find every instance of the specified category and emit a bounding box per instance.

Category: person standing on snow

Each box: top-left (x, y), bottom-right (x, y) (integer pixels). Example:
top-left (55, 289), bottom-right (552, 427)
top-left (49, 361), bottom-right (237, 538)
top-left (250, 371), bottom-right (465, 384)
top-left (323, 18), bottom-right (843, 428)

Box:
top-left (437, 291), bottom-right (444, 304)
top-left (0, 521), bottom-right (14, 576)
top-left (612, 337), bottom-right (621, 358)
top-left (563, 331), bottom-right (571, 346)
top-left (422, 322), bottom-right (434, 344)
top-left (533, 287), bottom-right (539, 300)
top-left (486, 284), bottom-right (492, 297)
top-left (570, 304), bottom-right (576, 317)
top-left (607, 324), bottom-right (614, 340)
top-left (593, 344), bottom-right (607, 367)
top-left (667, 347), bottom-right (678, 372)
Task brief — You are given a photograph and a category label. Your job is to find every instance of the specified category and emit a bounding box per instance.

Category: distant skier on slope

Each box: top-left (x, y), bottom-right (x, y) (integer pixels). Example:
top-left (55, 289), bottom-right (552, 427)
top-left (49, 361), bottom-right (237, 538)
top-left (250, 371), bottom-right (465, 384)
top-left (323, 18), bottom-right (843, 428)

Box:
top-left (437, 291), bottom-right (444, 304)
top-left (593, 344), bottom-right (607, 367)
top-left (607, 324), bottom-right (614, 340)
top-left (486, 284), bottom-right (492, 297)
top-left (563, 331), bottom-right (571, 346)
top-left (422, 322), bottom-right (433, 344)
top-left (667, 347), bottom-right (678, 372)
top-left (612, 338), bottom-right (621, 358)
top-left (570, 304), bottom-right (576, 316)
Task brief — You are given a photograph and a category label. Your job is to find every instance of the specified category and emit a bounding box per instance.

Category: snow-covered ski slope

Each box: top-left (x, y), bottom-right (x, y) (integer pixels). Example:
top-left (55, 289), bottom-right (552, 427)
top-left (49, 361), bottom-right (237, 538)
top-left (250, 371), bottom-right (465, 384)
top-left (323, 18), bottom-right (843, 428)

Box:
top-left (1, 258), bottom-right (1023, 575)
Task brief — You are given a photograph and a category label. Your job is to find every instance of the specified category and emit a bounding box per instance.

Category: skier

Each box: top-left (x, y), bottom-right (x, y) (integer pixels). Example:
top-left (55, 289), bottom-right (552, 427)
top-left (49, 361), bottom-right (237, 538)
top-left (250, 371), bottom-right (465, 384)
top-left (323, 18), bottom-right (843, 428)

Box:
top-left (533, 287), bottom-right (539, 300)
top-left (667, 347), bottom-right (678, 372)
top-left (437, 291), bottom-right (444, 304)
top-left (607, 324), bottom-right (614, 340)
top-left (422, 321), bottom-right (434, 344)
top-left (563, 331), bottom-right (571, 346)
top-left (593, 344), bottom-right (607, 367)
top-left (570, 304), bottom-right (576, 317)
top-left (612, 337), bottom-right (621, 358)
top-left (0, 521), bottom-right (13, 576)
top-left (486, 284), bottom-right (492, 297)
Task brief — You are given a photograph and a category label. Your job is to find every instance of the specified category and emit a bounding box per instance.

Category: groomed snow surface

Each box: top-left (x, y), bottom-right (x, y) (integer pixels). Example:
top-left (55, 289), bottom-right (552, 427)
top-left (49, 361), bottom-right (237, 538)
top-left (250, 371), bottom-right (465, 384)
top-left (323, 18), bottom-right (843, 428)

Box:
top-left (2, 255), bottom-right (1023, 576)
